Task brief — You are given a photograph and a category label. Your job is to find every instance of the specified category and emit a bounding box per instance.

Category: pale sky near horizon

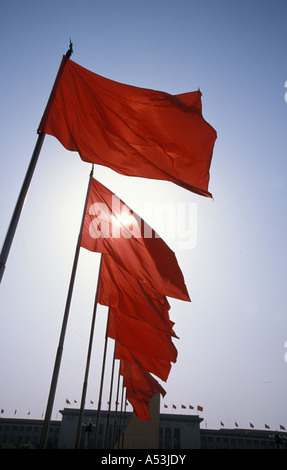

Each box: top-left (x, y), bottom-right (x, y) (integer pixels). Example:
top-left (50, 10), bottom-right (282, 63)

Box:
top-left (1, 0), bottom-right (287, 431)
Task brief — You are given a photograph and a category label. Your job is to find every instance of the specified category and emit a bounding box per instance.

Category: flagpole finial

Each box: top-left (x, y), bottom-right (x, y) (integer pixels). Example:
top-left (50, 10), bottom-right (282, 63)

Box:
top-left (66, 39), bottom-right (73, 58)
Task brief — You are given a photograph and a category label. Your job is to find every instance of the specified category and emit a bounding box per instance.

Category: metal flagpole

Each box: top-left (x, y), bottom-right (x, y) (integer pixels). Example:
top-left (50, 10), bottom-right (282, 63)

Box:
top-left (93, 308), bottom-right (111, 449)
top-left (39, 164), bottom-right (94, 449)
top-left (74, 253), bottom-right (103, 449)
top-left (104, 343), bottom-right (116, 448)
top-left (111, 363), bottom-right (121, 448)
top-left (0, 132), bottom-right (45, 284)
top-left (0, 41), bottom-right (73, 286)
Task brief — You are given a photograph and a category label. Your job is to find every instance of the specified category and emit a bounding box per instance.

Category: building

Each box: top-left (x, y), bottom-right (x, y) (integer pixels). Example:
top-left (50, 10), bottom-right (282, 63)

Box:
top-left (0, 417), bottom-right (60, 449)
top-left (201, 427), bottom-right (287, 450)
top-left (0, 409), bottom-right (286, 449)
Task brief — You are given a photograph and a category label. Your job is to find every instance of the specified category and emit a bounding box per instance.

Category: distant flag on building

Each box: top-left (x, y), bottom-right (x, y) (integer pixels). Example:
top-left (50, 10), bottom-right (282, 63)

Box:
top-left (189, 405), bottom-right (194, 410)
top-left (66, 399), bottom-right (71, 405)
top-left (181, 405), bottom-right (186, 409)
top-left (164, 404), bottom-right (168, 409)
top-left (265, 424), bottom-right (270, 429)
top-left (235, 422), bottom-right (238, 427)
top-left (250, 423), bottom-right (254, 428)
top-left (1, 409), bottom-right (4, 414)
top-left (172, 404), bottom-right (177, 409)
top-left (197, 405), bottom-right (203, 412)
top-left (280, 425), bottom-right (286, 430)
top-left (90, 400), bottom-right (94, 405)
top-left (220, 421), bottom-right (224, 427)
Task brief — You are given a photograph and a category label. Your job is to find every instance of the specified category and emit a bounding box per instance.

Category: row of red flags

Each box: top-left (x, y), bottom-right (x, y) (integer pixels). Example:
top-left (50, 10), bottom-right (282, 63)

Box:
top-left (221, 420), bottom-right (286, 431)
top-left (79, 177), bottom-right (190, 419)
top-left (36, 55), bottom-right (217, 420)
top-left (2, 406), bottom-right (286, 432)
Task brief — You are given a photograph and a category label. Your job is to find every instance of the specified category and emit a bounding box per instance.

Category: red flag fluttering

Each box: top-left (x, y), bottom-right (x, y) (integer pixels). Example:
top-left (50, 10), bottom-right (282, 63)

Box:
top-left (80, 178), bottom-right (190, 420)
top-left (115, 342), bottom-right (171, 383)
top-left (38, 56), bottom-right (216, 198)
top-left (81, 178), bottom-right (190, 302)
top-left (120, 360), bottom-right (166, 421)
top-left (98, 254), bottom-right (177, 337)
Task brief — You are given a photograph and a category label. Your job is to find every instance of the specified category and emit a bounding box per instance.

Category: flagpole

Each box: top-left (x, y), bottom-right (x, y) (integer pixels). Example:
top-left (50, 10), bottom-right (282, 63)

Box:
top-left (74, 252), bottom-right (103, 449)
top-left (93, 308), bottom-right (111, 449)
top-left (121, 387), bottom-right (127, 449)
top-left (104, 343), bottom-right (116, 448)
top-left (0, 132), bottom-right (45, 284)
top-left (39, 164), bottom-right (93, 449)
top-left (111, 363), bottom-right (121, 448)
top-left (0, 41), bottom-right (73, 286)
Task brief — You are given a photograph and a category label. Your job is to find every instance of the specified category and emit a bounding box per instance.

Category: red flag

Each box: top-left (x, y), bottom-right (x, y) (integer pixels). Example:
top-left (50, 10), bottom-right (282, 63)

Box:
top-left (98, 255), bottom-right (177, 337)
top-left (107, 307), bottom-right (177, 363)
top-left (250, 423), bottom-right (254, 428)
top-left (115, 342), bottom-right (172, 382)
top-left (120, 360), bottom-right (166, 420)
top-left (172, 404), bottom-right (176, 409)
top-left (220, 421), bottom-right (224, 427)
top-left (235, 422), bottom-right (238, 427)
top-left (38, 56), bottom-right (216, 197)
top-left (80, 178), bottom-right (190, 301)
top-left (197, 405), bottom-right (203, 412)
top-left (280, 425), bottom-right (286, 430)
top-left (66, 399), bottom-right (71, 405)
top-left (181, 404), bottom-right (186, 409)
top-left (164, 404), bottom-right (168, 409)
top-left (189, 405), bottom-right (194, 410)
top-left (265, 424), bottom-right (270, 429)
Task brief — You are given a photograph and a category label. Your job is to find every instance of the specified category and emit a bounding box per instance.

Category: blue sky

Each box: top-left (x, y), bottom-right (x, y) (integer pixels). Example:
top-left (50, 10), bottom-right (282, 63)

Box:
top-left (1, 0), bottom-right (287, 431)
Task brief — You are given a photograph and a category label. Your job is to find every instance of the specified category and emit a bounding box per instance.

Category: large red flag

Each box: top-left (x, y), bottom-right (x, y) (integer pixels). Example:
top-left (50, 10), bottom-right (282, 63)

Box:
top-left (80, 177), bottom-right (190, 302)
top-left (38, 56), bottom-right (216, 197)
top-left (98, 254), bottom-right (177, 337)
top-left (108, 307), bottom-right (178, 363)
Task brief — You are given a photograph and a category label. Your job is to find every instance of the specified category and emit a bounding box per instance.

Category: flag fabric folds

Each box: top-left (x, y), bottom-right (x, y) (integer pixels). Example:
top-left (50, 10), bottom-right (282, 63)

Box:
top-left (107, 307), bottom-right (178, 364)
top-left (80, 177), bottom-right (190, 302)
top-left (115, 342), bottom-right (171, 383)
top-left (120, 360), bottom-right (166, 421)
top-left (98, 254), bottom-right (177, 337)
top-left (38, 56), bottom-right (216, 197)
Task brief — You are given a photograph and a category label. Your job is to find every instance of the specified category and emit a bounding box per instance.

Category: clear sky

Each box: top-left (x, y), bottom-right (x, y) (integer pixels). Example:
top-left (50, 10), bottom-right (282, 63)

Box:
top-left (0, 0), bottom-right (287, 431)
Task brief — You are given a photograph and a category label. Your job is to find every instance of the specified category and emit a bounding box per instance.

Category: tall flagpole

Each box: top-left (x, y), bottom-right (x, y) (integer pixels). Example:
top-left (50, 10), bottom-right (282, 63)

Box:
top-left (0, 41), bottom-right (73, 286)
top-left (93, 308), bottom-right (111, 449)
top-left (111, 364), bottom-right (121, 448)
top-left (0, 132), bottom-right (45, 284)
top-left (104, 343), bottom-right (116, 448)
top-left (39, 164), bottom-right (93, 449)
top-left (74, 253), bottom-right (103, 449)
